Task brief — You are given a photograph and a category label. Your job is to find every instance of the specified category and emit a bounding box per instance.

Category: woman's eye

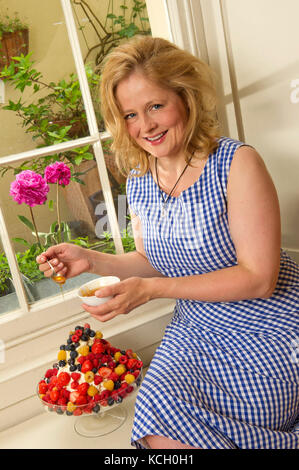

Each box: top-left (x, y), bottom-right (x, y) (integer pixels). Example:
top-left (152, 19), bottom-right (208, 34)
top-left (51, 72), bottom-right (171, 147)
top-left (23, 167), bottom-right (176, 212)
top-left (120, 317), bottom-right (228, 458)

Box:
top-left (124, 113), bottom-right (136, 120)
top-left (152, 104), bottom-right (162, 110)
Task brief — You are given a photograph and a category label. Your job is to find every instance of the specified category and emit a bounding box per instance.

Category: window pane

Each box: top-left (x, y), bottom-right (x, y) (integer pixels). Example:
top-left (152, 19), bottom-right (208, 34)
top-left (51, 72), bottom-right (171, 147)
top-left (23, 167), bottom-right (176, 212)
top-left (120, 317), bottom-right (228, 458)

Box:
top-left (0, 234), bottom-right (20, 314)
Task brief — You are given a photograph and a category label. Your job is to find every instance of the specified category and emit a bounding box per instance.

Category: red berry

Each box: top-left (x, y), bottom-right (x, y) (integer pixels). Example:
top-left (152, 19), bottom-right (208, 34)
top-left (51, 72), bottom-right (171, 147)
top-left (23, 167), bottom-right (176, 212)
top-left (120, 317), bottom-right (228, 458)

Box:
top-left (70, 381), bottom-right (79, 389)
top-left (57, 372), bottom-right (71, 386)
top-left (94, 375), bottom-right (103, 385)
top-left (92, 342), bottom-right (105, 355)
top-left (71, 334), bottom-right (80, 343)
top-left (84, 323), bottom-right (90, 329)
top-left (99, 390), bottom-right (110, 400)
top-left (107, 361), bottom-right (115, 369)
top-left (45, 369), bottom-right (54, 379)
top-left (108, 372), bottom-right (119, 382)
top-left (119, 355), bottom-right (128, 364)
top-left (61, 389), bottom-right (70, 400)
top-left (50, 389), bottom-right (59, 402)
top-left (73, 408), bottom-right (82, 416)
top-left (78, 382), bottom-right (89, 395)
top-left (127, 358), bottom-right (137, 369)
top-left (81, 360), bottom-right (93, 373)
top-left (71, 372), bottom-right (81, 381)
top-left (126, 386), bottom-right (134, 393)
top-left (69, 391), bottom-right (80, 403)
top-left (98, 367), bottom-right (112, 378)
top-left (77, 356), bottom-right (85, 364)
top-left (136, 360), bottom-right (143, 369)
top-left (76, 395), bottom-right (87, 406)
top-left (126, 349), bottom-right (134, 358)
top-left (39, 382), bottom-right (48, 394)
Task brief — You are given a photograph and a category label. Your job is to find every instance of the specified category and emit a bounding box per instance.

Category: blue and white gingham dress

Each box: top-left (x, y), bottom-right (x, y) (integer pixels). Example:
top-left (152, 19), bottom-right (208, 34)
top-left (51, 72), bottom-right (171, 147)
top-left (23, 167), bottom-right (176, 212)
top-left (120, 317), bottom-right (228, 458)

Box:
top-left (126, 137), bottom-right (299, 449)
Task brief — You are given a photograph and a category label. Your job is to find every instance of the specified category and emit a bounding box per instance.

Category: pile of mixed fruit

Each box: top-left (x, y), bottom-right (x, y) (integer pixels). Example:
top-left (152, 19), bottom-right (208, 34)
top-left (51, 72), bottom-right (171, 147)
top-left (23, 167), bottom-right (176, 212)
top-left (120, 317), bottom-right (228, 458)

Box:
top-left (37, 323), bottom-right (143, 416)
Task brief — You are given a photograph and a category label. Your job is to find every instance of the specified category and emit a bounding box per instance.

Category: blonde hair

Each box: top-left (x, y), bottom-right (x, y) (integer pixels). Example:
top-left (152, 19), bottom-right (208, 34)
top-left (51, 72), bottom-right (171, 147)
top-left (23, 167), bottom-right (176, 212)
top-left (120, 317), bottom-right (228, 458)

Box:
top-left (100, 36), bottom-right (220, 176)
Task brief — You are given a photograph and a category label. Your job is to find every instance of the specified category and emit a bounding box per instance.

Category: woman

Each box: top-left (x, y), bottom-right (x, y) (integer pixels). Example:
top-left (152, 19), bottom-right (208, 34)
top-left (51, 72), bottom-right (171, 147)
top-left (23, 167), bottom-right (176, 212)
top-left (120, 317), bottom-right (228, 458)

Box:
top-left (37, 36), bottom-right (299, 449)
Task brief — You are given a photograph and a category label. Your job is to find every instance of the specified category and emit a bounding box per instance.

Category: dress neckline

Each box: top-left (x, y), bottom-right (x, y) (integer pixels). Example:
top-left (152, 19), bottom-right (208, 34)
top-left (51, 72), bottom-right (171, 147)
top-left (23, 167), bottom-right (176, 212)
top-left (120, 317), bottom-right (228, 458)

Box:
top-left (148, 153), bottom-right (211, 199)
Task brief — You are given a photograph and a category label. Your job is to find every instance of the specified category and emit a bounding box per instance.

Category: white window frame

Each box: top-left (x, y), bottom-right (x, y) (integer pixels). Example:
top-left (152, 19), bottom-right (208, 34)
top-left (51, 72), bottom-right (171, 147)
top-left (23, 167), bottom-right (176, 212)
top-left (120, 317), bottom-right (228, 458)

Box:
top-left (0, 0), bottom-right (126, 343)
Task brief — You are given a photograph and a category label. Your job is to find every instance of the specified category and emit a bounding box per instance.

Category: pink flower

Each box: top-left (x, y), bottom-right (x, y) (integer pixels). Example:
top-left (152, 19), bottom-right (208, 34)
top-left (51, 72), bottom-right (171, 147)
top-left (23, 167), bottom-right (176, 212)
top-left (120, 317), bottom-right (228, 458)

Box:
top-left (44, 162), bottom-right (71, 186)
top-left (10, 170), bottom-right (49, 207)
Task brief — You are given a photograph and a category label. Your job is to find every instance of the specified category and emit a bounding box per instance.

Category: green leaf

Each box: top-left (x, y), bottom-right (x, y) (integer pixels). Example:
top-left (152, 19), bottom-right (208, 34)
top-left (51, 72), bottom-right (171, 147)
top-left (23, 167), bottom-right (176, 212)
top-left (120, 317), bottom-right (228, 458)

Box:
top-left (18, 215), bottom-right (34, 231)
top-left (13, 237), bottom-right (30, 246)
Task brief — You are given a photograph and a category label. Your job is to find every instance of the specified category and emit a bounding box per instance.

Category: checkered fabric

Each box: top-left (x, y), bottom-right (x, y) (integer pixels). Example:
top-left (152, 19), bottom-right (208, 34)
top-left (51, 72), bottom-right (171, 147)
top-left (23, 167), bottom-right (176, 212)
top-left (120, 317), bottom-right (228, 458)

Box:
top-left (126, 137), bottom-right (299, 449)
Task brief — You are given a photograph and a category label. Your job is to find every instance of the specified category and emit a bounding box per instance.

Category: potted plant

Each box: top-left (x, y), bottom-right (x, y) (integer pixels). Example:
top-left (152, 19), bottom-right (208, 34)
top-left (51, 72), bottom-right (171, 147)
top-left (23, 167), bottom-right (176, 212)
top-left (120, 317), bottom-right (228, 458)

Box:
top-left (0, 11), bottom-right (29, 71)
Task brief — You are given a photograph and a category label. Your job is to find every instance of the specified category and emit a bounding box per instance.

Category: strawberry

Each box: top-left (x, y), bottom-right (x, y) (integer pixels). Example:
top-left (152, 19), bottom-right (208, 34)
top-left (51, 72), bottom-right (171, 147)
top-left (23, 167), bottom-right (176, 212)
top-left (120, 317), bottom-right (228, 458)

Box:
top-left (73, 408), bottom-right (83, 416)
top-left (57, 372), bottom-right (70, 386)
top-left (78, 382), bottom-right (89, 395)
top-left (77, 356), bottom-right (85, 365)
top-left (98, 367), bottom-right (112, 378)
top-left (81, 360), bottom-right (93, 373)
top-left (76, 395), bottom-right (87, 406)
top-left (92, 342), bottom-right (105, 355)
top-left (50, 389), bottom-right (59, 402)
top-left (39, 382), bottom-right (48, 394)
top-left (69, 391), bottom-right (80, 403)
top-left (126, 349), bottom-right (134, 358)
top-left (108, 372), bottom-right (119, 382)
top-left (119, 355), bottom-right (128, 364)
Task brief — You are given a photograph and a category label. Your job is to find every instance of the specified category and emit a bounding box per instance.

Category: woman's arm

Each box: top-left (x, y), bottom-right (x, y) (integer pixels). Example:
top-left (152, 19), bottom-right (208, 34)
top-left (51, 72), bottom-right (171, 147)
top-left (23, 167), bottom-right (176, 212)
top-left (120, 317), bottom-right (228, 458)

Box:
top-left (147, 146), bottom-right (281, 302)
top-left (88, 213), bottom-right (165, 280)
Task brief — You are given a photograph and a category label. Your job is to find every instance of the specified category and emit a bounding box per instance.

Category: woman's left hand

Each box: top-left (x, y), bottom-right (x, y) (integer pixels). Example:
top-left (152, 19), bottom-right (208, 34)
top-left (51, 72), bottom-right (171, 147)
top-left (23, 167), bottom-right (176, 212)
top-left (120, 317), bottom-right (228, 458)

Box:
top-left (82, 277), bottom-right (153, 322)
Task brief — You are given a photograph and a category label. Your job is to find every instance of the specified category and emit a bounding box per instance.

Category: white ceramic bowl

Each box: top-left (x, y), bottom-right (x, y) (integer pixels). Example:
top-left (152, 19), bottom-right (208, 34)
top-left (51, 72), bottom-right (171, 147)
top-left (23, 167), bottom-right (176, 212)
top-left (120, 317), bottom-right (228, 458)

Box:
top-left (77, 276), bottom-right (120, 306)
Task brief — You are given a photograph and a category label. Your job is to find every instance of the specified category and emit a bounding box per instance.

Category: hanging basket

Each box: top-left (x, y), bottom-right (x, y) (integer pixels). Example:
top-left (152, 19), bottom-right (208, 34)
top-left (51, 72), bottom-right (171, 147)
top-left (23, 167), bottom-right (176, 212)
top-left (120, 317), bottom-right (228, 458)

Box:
top-left (0, 28), bottom-right (29, 70)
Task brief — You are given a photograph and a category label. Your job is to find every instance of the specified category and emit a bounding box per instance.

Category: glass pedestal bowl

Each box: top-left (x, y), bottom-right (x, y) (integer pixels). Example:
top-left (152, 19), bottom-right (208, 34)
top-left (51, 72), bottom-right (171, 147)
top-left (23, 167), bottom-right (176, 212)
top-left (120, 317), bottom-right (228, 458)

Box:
top-left (37, 368), bottom-right (143, 438)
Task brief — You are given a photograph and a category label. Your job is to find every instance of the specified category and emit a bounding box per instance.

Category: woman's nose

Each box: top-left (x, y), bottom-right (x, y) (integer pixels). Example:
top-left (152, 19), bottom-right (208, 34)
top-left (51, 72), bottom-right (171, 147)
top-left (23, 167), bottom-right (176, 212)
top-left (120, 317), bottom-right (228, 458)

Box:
top-left (140, 113), bottom-right (157, 134)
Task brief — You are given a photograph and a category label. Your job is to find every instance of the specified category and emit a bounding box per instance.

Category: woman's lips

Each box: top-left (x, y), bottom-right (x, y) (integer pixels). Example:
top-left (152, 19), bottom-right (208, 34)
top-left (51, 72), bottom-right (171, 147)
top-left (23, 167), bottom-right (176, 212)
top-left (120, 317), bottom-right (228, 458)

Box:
top-left (144, 130), bottom-right (168, 145)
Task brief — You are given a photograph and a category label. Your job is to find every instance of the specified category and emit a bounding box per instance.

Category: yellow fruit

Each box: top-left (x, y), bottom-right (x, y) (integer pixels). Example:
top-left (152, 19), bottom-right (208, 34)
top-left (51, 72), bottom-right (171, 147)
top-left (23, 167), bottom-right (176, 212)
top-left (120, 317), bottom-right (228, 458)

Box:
top-left (103, 379), bottom-right (114, 391)
top-left (85, 371), bottom-right (95, 383)
top-left (78, 345), bottom-right (89, 356)
top-left (57, 349), bottom-right (66, 361)
top-left (114, 364), bottom-right (126, 376)
top-left (125, 373), bottom-right (135, 384)
top-left (114, 351), bottom-right (122, 362)
top-left (67, 401), bottom-right (77, 412)
top-left (87, 385), bottom-right (98, 397)
top-left (95, 331), bottom-right (103, 339)
top-left (132, 352), bottom-right (137, 359)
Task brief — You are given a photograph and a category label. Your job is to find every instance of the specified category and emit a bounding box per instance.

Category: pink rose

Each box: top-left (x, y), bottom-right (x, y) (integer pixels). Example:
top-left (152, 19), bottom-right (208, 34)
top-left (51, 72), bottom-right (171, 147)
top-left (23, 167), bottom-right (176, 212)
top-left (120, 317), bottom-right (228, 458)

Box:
top-left (44, 162), bottom-right (71, 186)
top-left (10, 170), bottom-right (49, 207)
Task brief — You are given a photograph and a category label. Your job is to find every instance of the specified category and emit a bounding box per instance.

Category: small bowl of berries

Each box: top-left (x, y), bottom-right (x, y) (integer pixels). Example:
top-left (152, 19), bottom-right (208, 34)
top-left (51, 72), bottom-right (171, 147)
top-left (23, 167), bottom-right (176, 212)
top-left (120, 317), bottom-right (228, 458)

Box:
top-left (37, 323), bottom-right (143, 437)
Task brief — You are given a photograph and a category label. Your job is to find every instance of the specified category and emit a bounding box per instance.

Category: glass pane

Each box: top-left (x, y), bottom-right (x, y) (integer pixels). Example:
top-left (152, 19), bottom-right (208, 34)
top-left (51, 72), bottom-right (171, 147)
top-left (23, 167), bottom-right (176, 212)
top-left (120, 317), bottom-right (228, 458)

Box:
top-left (71, 0), bottom-right (151, 253)
top-left (0, 233), bottom-right (20, 315)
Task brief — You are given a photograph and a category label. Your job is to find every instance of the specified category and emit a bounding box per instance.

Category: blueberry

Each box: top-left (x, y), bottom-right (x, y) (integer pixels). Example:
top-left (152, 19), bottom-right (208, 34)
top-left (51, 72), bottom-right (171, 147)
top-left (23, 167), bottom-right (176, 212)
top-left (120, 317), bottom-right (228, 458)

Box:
top-left (56, 407), bottom-right (64, 415)
top-left (114, 380), bottom-right (121, 390)
top-left (92, 367), bottom-right (98, 374)
top-left (52, 363), bottom-right (59, 369)
top-left (74, 342), bottom-right (80, 348)
top-left (116, 396), bottom-right (123, 404)
top-left (93, 404), bottom-right (100, 413)
top-left (60, 345), bottom-right (66, 350)
top-left (108, 397), bottom-right (114, 406)
top-left (84, 328), bottom-right (91, 336)
top-left (66, 411), bottom-right (73, 416)
top-left (67, 338), bottom-right (72, 345)
top-left (81, 334), bottom-right (88, 341)
top-left (77, 364), bottom-right (81, 371)
top-left (69, 365), bottom-right (77, 372)
top-left (59, 360), bottom-right (66, 367)
top-left (70, 350), bottom-right (78, 359)
top-left (89, 330), bottom-right (95, 337)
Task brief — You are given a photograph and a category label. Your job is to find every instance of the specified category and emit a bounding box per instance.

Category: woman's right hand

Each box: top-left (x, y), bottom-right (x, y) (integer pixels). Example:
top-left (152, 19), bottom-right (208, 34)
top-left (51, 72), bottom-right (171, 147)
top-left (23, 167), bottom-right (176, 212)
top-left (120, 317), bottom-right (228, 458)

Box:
top-left (36, 243), bottom-right (91, 279)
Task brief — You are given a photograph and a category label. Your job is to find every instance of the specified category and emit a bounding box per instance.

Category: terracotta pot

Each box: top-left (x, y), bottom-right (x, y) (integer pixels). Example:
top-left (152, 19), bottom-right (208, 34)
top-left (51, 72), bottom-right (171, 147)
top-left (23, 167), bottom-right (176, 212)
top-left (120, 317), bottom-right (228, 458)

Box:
top-left (0, 29), bottom-right (29, 70)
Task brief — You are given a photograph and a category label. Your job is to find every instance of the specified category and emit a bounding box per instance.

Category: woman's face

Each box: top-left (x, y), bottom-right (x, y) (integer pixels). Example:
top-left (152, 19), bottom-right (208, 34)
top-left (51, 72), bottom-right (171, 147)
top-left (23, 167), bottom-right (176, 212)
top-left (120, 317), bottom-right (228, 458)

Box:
top-left (115, 71), bottom-right (188, 161)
